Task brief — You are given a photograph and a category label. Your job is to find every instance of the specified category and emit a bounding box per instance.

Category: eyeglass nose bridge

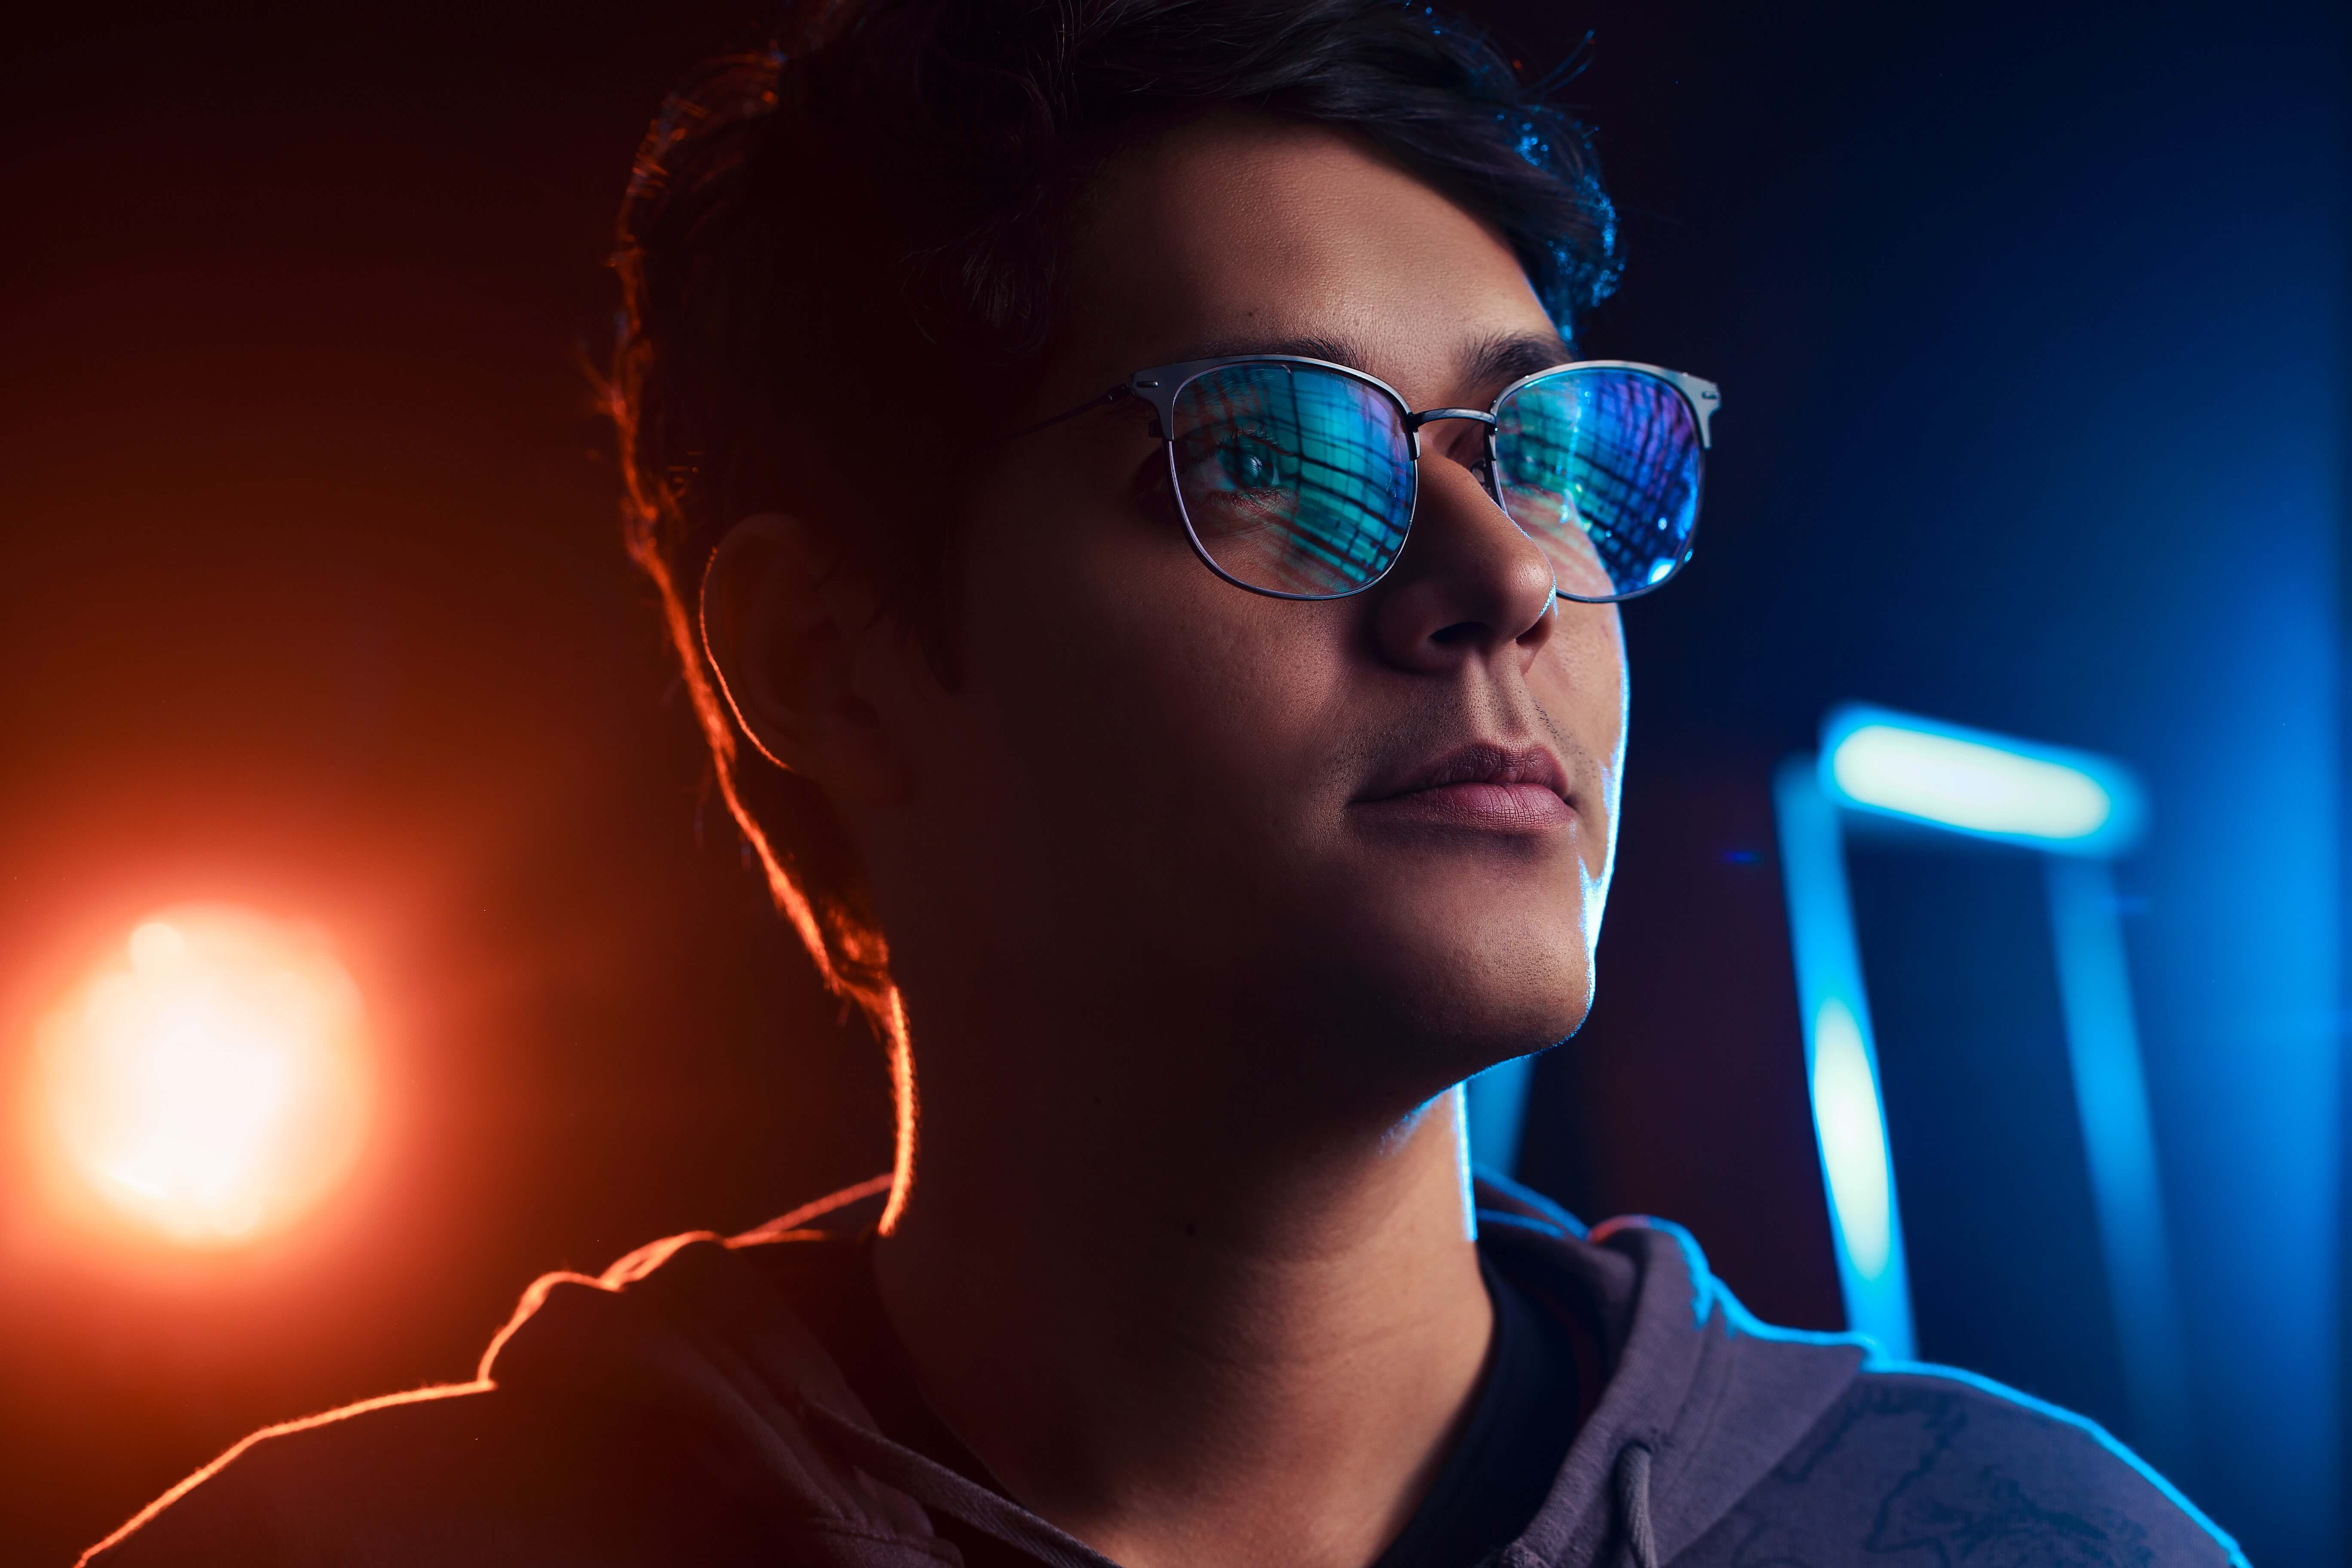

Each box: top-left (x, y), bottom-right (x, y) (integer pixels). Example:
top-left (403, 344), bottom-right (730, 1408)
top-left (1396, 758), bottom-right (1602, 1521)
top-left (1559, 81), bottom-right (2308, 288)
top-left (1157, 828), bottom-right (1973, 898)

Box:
top-left (1400, 406), bottom-right (1498, 459)
top-left (1401, 408), bottom-right (1507, 511)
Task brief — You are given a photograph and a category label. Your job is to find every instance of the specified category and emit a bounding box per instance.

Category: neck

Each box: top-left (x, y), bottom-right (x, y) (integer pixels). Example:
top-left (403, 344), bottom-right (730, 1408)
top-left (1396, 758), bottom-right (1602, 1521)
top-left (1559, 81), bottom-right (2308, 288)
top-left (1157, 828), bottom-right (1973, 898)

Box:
top-left (871, 1037), bottom-right (1493, 1568)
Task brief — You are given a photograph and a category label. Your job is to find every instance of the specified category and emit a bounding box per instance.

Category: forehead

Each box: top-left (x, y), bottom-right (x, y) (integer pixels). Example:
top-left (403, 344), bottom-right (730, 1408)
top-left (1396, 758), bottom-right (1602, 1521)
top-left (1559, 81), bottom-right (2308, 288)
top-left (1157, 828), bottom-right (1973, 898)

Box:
top-left (1061, 111), bottom-right (1564, 408)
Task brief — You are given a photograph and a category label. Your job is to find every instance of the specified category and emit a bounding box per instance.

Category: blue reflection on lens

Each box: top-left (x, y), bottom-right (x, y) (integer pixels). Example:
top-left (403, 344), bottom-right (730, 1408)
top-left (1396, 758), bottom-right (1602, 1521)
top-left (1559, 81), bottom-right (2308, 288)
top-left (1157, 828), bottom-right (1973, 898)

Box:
top-left (1171, 364), bottom-right (1413, 597)
top-left (1496, 368), bottom-right (1701, 598)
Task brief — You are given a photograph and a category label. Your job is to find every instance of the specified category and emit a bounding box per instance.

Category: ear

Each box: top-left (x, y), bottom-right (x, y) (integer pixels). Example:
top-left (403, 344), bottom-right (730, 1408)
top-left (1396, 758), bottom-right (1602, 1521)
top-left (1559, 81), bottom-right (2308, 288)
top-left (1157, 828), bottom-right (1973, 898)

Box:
top-left (699, 513), bottom-right (907, 803)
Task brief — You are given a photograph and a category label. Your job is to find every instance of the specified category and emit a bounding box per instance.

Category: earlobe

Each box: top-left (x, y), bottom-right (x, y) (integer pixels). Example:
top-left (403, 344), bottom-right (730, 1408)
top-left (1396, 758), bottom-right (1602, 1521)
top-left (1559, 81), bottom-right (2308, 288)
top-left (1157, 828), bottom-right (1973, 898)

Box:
top-left (699, 513), bottom-right (901, 798)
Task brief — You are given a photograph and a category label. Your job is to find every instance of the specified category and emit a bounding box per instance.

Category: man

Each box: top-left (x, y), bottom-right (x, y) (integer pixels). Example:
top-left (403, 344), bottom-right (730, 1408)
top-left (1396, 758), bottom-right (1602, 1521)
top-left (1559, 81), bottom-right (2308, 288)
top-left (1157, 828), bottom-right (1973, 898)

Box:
top-left (87, 1), bottom-right (2241, 1564)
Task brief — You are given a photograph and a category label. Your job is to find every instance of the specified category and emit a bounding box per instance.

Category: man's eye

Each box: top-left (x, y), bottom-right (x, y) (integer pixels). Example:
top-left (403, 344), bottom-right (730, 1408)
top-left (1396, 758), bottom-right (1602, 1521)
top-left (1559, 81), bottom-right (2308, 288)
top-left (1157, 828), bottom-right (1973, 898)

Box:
top-left (1171, 433), bottom-right (1300, 541)
top-left (1203, 435), bottom-right (1285, 492)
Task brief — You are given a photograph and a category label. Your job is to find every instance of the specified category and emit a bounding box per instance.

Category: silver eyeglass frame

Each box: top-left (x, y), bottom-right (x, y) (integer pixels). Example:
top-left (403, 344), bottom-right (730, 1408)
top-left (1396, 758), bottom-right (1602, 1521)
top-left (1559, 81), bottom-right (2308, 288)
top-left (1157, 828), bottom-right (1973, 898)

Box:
top-left (1014, 354), bottom-right (1721, 603)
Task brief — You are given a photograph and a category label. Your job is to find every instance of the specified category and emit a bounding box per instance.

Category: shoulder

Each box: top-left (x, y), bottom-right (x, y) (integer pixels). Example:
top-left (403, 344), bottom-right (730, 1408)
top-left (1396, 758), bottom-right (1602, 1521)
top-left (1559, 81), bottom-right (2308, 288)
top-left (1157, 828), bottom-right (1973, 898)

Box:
top-left (1678, 1360), bottom-right (2246, 1568)
top-left (82, 1377), bottom-right (780, 1568)
top-left (82, 1382), bottom-right (510, 1566)
top-left (78, 1201), bottom-right (895, 1568)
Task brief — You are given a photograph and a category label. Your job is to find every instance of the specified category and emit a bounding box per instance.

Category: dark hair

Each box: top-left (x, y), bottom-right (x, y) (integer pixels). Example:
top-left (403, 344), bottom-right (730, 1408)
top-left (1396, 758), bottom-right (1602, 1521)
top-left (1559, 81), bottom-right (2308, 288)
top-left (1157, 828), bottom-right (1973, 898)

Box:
top-left (606, 0), bottom-right (1620, 1060)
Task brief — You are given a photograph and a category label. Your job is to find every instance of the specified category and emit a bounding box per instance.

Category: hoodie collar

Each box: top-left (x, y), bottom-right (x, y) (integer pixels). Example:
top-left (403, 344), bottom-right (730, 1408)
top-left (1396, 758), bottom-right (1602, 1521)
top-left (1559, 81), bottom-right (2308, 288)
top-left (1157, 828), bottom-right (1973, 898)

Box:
top-left (1473, 1176), bottom-right (1867, 1566)
top-left (483, 1177), bottom-right (1866, 1568)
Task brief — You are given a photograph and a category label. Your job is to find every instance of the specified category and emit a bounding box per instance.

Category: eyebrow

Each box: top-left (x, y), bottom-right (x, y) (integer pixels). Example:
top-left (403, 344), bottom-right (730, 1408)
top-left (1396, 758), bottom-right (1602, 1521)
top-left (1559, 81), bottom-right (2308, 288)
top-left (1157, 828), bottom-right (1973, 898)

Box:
top-left (1459, 329), bottom-right (1578, 394)
top-left (1148, 328), bottom-right (1576, 404)
top-left (1155, 332), bottom-right (1367, 369)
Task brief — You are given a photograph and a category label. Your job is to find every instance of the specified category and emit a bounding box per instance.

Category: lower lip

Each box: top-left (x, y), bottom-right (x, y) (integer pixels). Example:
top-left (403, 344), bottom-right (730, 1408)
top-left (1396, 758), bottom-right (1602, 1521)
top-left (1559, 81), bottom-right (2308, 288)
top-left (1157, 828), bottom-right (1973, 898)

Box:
top-left (1352, 781), bottom-right (1576, 833)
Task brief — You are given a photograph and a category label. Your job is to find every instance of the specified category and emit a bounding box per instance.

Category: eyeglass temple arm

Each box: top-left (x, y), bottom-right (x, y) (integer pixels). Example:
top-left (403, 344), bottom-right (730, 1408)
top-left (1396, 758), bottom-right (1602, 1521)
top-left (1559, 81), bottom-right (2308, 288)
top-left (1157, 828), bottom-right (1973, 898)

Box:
top-left (1004, 384), bottom-right (1139, 443)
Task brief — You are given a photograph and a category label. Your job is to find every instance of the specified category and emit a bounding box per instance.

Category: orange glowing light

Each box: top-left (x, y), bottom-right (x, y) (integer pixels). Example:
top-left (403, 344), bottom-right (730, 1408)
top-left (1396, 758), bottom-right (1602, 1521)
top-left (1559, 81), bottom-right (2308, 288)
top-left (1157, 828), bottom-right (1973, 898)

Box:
top-left (34, 905), bottom-right (374, 1247)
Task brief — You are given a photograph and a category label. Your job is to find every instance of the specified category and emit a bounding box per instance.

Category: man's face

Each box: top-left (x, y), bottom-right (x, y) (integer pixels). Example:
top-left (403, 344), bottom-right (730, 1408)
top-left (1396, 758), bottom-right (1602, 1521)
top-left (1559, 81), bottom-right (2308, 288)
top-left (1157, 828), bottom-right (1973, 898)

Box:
top-left (866, 112), bottom-right (1626, 1115)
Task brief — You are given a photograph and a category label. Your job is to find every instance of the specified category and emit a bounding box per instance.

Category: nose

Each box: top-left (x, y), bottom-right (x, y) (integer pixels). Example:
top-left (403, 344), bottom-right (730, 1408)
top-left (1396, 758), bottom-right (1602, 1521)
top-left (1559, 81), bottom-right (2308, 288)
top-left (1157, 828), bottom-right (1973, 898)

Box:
top-left (1369, 444), bottom-right (1558, 674)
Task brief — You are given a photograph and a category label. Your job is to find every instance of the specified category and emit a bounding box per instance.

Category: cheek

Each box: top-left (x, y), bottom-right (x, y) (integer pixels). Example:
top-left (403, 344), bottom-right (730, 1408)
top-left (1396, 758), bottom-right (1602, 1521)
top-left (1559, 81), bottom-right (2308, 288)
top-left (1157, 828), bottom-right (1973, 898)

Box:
top-left (1539, 603), bottom-right (1628, 781)
top-left (951, 493), bottom-right (1351, 888)
top-left (1032, 581), bottom-right (1336, 807)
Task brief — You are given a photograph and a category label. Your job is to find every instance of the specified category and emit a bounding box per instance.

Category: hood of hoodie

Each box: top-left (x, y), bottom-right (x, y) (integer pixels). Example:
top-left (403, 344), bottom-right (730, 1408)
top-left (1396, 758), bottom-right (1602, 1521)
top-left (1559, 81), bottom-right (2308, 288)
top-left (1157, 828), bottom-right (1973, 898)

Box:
top-left (479, 1175), bottom-right (1868, 1568)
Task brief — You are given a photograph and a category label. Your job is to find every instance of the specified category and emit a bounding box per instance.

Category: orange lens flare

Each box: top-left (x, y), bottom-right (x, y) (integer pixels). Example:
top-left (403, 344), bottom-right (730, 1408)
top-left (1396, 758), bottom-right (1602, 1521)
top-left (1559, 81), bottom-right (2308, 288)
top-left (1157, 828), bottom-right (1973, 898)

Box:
top-left (34, 906), bottom-right (373, 1248)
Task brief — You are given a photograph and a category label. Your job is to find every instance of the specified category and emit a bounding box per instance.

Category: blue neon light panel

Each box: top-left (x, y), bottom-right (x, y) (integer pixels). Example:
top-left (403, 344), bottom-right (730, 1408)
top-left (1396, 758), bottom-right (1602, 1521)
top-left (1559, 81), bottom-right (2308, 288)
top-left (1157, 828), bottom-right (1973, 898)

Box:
top-left (1820, 704), bottom-right (2144, 856)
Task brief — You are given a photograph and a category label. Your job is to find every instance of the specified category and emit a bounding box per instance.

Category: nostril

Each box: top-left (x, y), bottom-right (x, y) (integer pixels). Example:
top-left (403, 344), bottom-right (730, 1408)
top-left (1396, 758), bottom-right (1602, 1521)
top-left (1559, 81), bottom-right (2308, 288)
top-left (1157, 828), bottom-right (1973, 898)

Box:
top-left (1430, 620), bottom-right (1486, 646)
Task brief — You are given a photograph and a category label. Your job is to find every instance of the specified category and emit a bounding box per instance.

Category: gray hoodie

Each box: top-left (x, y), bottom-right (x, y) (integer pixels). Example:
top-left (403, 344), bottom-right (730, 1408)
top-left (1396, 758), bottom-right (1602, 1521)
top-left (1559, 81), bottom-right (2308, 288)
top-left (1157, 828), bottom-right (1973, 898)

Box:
top-left (83, 1176), bottom-right (2245, 1567)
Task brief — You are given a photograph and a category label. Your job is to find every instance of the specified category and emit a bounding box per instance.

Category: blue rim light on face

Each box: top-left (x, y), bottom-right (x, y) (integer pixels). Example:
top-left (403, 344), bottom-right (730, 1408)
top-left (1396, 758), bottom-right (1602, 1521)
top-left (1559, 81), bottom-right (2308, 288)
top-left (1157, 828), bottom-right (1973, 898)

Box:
top-left (1819, 705), bottom-right (2146, 856)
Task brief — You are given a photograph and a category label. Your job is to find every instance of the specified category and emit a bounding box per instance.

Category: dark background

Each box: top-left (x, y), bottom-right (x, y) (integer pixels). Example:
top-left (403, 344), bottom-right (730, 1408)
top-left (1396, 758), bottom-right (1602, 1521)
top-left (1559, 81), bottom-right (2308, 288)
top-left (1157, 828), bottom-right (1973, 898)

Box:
top-left (0, 2), bottom-right (2341, 1564)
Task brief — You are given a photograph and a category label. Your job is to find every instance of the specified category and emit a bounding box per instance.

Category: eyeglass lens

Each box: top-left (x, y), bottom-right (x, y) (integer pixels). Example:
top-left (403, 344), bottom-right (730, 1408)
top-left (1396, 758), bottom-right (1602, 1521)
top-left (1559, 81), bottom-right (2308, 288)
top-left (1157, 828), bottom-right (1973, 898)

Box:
top-left (1493, 368), bottom-right (1702, 600)
top-left (1167, 361), bottom-right (1701, 602)
top-left (1168, 363), bottom-right (1414, 597)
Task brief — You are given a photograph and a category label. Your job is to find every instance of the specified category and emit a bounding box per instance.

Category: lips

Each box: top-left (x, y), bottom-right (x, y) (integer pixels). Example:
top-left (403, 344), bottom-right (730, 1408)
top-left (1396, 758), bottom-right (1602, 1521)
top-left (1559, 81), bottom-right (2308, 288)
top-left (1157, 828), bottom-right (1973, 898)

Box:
top-left (1352, 743), bottom-right (1576, 833)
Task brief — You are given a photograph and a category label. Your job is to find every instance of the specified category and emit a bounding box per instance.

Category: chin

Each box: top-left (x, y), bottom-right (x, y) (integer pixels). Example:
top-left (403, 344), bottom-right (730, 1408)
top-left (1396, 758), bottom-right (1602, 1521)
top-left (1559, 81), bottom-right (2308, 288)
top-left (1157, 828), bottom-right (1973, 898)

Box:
top-left (1298, 910), bottom-right (1598, 1096)
top-left (1413, 964), bottom-right (1594, 1075)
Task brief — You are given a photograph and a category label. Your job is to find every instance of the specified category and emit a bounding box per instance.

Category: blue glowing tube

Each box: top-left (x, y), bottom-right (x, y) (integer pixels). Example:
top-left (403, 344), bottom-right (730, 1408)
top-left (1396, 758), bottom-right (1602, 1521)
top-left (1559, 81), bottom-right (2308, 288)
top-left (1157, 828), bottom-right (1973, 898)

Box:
top-left (1819, 704), bottom-right (2144, 856)
top-left (1773, 757), bottom-right (1917, 1359)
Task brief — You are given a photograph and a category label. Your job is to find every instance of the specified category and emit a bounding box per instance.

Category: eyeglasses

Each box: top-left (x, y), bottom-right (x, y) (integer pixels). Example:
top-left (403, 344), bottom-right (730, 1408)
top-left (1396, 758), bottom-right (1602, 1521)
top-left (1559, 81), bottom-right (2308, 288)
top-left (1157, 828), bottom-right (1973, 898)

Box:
top-left (1020, 355), bottom-right (1719, 602)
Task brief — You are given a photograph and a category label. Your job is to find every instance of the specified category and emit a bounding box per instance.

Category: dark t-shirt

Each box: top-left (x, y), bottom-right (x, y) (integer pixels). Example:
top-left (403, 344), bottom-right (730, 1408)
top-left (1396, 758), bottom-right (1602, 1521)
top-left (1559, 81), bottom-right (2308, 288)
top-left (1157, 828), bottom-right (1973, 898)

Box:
top-left (1370, 1260), bottom-right (1581, 1568)
top-left (808, 1246), bottom-right (1581, 1568)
